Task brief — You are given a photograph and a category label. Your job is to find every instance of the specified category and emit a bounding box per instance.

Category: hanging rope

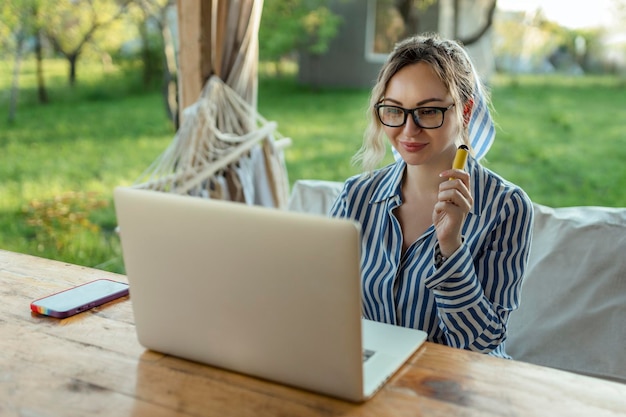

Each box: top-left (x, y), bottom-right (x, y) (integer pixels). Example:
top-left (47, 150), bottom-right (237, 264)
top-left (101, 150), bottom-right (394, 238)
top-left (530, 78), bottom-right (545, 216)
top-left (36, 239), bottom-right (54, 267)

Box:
top-left (133, 75), bottom-right (291, 209)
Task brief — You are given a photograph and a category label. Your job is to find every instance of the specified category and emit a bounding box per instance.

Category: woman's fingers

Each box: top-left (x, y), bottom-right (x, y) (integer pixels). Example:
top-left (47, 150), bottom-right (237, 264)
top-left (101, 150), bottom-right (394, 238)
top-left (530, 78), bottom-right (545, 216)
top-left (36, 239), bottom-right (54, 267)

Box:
top-left (438, 177), bottom-right (473, 208)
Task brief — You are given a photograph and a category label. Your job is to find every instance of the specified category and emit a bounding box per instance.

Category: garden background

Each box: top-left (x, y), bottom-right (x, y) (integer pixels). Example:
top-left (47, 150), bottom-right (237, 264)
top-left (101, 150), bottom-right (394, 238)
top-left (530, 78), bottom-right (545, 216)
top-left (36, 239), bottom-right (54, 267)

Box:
top-left (1, 0), bottom-right (625, 273)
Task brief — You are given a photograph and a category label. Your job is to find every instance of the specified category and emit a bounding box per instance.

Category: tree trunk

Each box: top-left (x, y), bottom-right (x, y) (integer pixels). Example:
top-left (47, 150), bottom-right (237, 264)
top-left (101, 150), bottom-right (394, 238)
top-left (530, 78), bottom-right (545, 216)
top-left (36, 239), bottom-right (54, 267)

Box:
top-left (457, 0), bottom-right (498, 46)
top-left (139, 20), bottom-right (153, 89)
top-left (8, 32), bottom-right (25, 124)
top-left (69, 54), bottom-right (78, 86)
top-left (35, 30), bottom-right (49, 104)
top-left (161, 12), bottom-right (179, 129)
top-left (399, 0), bottom-right (421, 34)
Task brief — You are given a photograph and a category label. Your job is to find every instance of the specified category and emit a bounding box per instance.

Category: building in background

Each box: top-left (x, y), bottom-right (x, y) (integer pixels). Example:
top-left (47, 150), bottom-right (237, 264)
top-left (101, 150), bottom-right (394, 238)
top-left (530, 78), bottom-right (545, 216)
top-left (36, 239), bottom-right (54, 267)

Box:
top-left (298, 0), bottom-right (496, 88)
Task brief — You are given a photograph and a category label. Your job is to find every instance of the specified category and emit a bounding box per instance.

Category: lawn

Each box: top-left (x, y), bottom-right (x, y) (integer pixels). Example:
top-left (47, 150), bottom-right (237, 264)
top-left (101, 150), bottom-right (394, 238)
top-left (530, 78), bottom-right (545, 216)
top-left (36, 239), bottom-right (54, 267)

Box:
top-left (1, 58), bottom-right (625, 273)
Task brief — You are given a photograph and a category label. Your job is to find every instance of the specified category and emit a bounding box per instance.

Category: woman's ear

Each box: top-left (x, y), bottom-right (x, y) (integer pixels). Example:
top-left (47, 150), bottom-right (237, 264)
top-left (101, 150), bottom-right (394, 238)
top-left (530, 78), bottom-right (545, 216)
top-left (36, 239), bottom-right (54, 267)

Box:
top-left (463, 98), bottom-right (474, 126)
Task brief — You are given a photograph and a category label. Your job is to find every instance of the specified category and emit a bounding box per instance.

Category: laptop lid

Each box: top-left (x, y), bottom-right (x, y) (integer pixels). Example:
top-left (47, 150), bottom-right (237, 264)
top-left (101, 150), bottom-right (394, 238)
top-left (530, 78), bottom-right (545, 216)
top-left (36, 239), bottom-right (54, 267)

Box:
top-left (114, 187), bottom-right (426, 402)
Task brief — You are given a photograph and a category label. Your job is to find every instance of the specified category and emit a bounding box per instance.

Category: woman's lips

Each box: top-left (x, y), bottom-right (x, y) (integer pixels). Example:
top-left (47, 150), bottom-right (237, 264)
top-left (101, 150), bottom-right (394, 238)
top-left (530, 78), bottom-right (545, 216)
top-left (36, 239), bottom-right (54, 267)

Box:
top-left (401, 142), bottom-right (428, 152)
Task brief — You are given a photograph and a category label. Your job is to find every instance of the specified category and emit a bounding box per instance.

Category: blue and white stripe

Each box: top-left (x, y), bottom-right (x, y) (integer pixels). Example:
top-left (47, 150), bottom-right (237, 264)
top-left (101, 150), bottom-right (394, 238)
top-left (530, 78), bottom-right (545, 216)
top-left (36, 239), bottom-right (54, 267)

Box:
top-left (329, 156), bottom-right (534, 358)
top-left (467, 87), bottom-right (495, 160)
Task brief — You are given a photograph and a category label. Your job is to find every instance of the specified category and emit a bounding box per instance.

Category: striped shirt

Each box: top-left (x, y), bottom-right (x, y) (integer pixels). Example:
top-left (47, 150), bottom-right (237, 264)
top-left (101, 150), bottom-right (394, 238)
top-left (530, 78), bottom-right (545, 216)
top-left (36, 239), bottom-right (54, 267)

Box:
top-left (329, 156), bottom-right (534, 358)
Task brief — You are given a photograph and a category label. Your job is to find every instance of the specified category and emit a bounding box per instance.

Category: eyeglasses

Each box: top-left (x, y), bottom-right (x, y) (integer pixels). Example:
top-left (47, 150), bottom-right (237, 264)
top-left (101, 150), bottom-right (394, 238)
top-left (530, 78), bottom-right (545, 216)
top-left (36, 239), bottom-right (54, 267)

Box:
top-left (375, 103), bottom-right (455, 129)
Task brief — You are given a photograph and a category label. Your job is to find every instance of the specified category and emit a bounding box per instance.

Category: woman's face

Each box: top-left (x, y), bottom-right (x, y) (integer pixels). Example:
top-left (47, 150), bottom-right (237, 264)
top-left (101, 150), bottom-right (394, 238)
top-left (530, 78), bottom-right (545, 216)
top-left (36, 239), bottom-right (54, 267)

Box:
top-left (380, 62), bottom-right (459, 168)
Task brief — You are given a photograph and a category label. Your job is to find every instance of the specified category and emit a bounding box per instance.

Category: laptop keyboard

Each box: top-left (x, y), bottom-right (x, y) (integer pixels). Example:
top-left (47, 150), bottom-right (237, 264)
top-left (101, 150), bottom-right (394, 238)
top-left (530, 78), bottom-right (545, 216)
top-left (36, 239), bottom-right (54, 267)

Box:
top-left (363, 349), bottom-right (375, 362)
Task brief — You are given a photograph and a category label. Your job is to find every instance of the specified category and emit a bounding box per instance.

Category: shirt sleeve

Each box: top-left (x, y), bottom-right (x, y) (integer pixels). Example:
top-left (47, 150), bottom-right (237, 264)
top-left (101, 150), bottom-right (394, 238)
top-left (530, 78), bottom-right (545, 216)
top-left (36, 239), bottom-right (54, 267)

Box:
top-left (423, 189), bottom-right (534, 354)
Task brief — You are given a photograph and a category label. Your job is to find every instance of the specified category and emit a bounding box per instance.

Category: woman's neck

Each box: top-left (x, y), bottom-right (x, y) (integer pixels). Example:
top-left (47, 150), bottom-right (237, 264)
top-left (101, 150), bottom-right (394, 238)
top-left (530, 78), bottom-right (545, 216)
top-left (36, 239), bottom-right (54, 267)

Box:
top-left (403, 165), bottom-right (442, 199)
top-left (402, 147), bottom-right (457, 198)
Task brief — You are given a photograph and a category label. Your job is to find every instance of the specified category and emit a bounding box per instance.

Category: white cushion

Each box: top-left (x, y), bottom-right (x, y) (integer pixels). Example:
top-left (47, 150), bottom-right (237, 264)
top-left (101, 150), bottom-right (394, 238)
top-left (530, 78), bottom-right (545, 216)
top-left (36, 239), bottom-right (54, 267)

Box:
top-left (507, 203), bottom-right (626, 383)
top-left (287, 179), bottom-right (626, 382)
top-left (288, 179), bottom-right (343, 215)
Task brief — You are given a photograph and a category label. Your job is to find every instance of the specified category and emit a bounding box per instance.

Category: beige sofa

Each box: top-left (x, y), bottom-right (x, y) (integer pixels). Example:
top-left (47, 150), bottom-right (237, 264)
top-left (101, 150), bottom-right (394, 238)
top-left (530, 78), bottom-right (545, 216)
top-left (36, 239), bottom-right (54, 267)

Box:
top-left (288, 179), bottom-right (626, 383)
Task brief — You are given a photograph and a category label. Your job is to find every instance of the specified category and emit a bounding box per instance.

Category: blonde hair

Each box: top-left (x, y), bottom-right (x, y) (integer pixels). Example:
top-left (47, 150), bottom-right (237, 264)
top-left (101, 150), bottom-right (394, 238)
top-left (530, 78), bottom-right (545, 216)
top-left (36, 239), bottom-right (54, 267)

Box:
top-left (353, 33), bottom-right (489, 172)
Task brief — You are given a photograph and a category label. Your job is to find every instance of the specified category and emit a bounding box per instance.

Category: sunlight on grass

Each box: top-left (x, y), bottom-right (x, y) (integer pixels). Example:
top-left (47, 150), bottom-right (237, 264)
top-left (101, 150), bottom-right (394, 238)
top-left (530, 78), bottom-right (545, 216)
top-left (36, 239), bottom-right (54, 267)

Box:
top-left (1, 59), bottom-right (625, 272)
top-left (1, 59), bottom-right (175, 272)
top-left (486, 74), bottom-right (626, 206)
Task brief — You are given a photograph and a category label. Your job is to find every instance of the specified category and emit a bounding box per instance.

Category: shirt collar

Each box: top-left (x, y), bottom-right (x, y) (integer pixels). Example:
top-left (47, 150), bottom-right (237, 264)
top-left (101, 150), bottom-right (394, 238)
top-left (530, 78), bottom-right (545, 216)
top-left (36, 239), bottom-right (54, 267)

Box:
top-left (369, 160), bottom-right (406, 204)
top-left (368, 156), bottom-right (483, 217)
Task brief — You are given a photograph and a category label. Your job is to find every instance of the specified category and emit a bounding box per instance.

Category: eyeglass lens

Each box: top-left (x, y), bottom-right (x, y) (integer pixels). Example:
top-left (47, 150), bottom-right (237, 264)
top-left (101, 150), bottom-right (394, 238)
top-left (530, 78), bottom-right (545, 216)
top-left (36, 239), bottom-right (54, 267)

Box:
top-left (378, 106), bottom-right (445, 128)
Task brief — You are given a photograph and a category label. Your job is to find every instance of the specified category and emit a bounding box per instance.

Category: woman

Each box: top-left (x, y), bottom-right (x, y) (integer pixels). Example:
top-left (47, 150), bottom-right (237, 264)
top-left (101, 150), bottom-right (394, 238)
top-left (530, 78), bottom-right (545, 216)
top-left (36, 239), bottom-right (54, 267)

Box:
top-left (329, 33), bottom-right (534, 358)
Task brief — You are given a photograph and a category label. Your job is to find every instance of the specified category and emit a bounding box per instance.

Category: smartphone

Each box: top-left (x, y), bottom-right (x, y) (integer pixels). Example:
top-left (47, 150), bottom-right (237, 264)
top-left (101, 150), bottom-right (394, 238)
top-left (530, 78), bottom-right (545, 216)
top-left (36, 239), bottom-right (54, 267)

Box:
top-left (30, 279), bottom-right (129, 318)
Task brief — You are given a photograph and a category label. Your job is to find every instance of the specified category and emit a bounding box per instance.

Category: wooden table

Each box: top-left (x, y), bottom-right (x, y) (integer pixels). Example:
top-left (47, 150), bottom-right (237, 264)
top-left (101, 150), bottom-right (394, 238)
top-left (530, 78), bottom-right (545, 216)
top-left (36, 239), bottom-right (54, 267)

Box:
top-left (1, 249), bottom-right (625, 417)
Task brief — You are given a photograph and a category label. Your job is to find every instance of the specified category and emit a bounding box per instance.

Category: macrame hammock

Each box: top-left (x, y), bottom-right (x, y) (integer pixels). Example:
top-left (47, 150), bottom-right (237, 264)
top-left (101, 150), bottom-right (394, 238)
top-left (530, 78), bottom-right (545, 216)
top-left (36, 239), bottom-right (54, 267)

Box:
top-left (133, 75), bottom-right (291, 209)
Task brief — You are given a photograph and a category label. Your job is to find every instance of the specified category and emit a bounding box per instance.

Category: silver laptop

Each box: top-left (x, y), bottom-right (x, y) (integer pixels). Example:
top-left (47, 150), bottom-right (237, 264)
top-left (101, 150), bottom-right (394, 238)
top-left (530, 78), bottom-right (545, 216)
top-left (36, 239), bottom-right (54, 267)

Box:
top-left (114, 187), bottom-right (427, 402)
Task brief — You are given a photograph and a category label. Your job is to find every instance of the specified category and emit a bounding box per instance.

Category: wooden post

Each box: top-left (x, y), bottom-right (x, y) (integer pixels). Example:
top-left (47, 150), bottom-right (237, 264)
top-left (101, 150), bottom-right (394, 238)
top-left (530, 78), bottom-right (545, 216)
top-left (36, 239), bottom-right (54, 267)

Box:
top-left (176, 0), bottom-right (214, 116)
top-left (176, 0), bottom-right (257, 120)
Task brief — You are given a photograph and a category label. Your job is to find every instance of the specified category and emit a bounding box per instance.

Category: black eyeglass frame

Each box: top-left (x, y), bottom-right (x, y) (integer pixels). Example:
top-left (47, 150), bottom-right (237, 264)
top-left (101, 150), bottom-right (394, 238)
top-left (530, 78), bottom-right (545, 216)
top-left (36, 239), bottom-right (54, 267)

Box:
top-left (374, 103), bottom-right (455, 129)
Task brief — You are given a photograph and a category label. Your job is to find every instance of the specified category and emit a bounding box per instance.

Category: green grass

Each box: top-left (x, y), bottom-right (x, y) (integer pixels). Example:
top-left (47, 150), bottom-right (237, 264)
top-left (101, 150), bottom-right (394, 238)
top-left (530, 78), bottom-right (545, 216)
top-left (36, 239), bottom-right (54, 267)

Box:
top-left (0, 59), bottom-right (175, 272)
top-left (1, 58), bottom-right (625, 273)
top-left (485, 74), bottom-right (626, 207)
top-left (258, 75), bottom-right (383, 182)
top-left (260, 73), bottom-right (626, 207)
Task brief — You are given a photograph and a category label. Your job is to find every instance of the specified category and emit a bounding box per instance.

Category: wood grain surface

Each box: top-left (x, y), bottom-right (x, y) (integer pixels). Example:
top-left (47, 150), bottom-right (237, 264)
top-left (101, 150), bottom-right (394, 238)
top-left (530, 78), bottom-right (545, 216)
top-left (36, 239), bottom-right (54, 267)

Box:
top-left (1, 249), bottom-right (624, 417)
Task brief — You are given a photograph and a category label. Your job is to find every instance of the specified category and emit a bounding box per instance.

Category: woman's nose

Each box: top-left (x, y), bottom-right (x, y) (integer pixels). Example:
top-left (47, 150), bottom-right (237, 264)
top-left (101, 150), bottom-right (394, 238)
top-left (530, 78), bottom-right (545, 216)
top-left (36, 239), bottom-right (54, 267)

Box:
top-left (403, 114), bottom-right (422, 134)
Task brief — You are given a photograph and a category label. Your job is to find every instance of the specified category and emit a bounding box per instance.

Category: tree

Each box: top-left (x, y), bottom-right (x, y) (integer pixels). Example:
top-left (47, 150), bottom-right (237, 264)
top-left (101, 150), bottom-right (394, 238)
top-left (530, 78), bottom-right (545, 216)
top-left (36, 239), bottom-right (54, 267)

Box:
top-left (31, 0), bottom-right (48, 104)
top-left (369, 0), bottom-right (495, 54)
top-left (40, 0), bottom-right (132, 86)
top-left (0, 0), bottom-right (41, 122)
top-left (454, 0), bottom-right (497, 46)
top-left (259, 0), bottom-right (343, 73)
top-left (371, 0), bottom-right (437, 54)
top-left (396, 0), bottom-right (437, 36)
top-left (130, 0), bottom-right (178, 127)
